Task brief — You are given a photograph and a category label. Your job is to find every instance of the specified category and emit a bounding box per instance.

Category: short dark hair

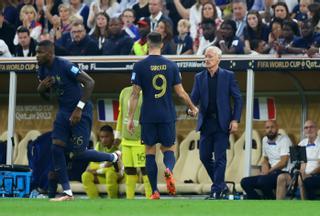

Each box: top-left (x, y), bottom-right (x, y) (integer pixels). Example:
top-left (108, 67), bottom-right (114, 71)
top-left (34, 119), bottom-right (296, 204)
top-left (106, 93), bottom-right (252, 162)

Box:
top-left (38, 40), bottom-right (55, 50)
top-left (16, 26), bottom-right (30, 35)
top-left (100, 125), bottom-right (114, 133)
top-left (147, 31), bottom-right (162, 44)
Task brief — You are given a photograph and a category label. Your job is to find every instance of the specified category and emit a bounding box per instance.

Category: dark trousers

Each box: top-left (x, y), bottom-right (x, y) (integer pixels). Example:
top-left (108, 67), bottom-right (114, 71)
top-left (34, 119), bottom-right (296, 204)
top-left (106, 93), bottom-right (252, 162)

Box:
top-left (240, 170), bottom-right (283, 199)
top-left (304, 174), bottom-right (320, 200)
top-left (199, 117), bottom-right (228, 193)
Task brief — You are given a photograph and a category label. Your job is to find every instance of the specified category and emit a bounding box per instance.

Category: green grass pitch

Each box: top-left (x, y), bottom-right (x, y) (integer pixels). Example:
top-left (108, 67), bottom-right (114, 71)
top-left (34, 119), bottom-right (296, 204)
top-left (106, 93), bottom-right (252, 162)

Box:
top-left (1, 199), bottom-right (320, 216)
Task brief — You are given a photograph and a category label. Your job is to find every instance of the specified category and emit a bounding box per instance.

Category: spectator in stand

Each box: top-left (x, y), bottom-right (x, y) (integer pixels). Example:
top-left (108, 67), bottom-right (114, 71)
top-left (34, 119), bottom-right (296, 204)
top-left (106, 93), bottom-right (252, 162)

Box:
top-left (268, 17), bottom-right (283, 54)
top-left (291, 0), bottom-right (311, 22)
top-left (39, 32), bottom-right (68, 56)
top-left (285, 19), bottom-right (320, 57)
top-left (119, 0), bottom-right (139, 13)
top-left (174, 19), bottom-right (193, 55)
top-left (40, 0), bottom-right (63, 31)
top-left (132, 0), bottom-right (150, 22)
top-left (166, 0), bottom-right (195, 35)
top-left (273, 19), bottom-right (300, 57)
top-left (70, 0), bottom-right (90, 30)
top-left (308, 2), bottom-right (320, 33)
top-left (271, 2), bottom-right (299, 35)
top-left (49, 4), bottom-right (75, 41)
top-left (196, 19), bottom-right (216, 55)
top-left (1, 0), bottom-right (19, 26)
top-left (68, 20), bottom-right (99, 55)
top-left (216, 19), bottom-right (245, 54)
top-left (122, 9), bottom-right (139, 41)
top-left (102, 17), bottom-right (134, 55)
top-left (14, 5), bottom-right (42, 45)
top-left (87, 0), bottom-right (120, 30)
top-left (232, 0), bottom-right (248, 39)
top-left (0, 9), bottom-right (16, 54)
top-left (243, 10), bottom-right (270, 52)
top-left (89, 12), bottom-right (109, 53)
top-left (0, 39), bottom-right (12, 57)
top-left (189, 0), bottom-right (222, 41)
top-left (249, 39), bottom-right (267, 55)
top-left (147, 0), bottom-right (173, 32)
top-left (193, 2), bottom-right (223, 53)
top-left (16, 0), bottom-right (35, 27)
top-left (156, 19), bottom-right (176, 54)
top-left (131, 18), bottom-right (150, 55)
top-left (14, 26), bottom-right (37, 57)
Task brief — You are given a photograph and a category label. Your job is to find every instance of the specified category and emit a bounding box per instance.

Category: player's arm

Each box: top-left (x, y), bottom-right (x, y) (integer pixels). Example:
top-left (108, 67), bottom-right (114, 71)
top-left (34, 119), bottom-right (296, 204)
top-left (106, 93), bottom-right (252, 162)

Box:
top-left (37, 76), bottom-right (55, 101)
top-left (127, 84), bottom-right (141, 134)
top-left (174, 84), bottom-right (198, 117)
top-left (114, 90), bottom-right (124, 147)
top-left (269, 155), bottom-right (289, 173)
top-left (69, 71), bottom-right (95, 126)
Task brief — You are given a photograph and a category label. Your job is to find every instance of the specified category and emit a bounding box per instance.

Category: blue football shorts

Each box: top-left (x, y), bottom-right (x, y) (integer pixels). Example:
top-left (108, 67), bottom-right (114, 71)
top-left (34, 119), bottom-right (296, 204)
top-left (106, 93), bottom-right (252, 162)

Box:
top-left (141, 122), bottom-right (176, 147)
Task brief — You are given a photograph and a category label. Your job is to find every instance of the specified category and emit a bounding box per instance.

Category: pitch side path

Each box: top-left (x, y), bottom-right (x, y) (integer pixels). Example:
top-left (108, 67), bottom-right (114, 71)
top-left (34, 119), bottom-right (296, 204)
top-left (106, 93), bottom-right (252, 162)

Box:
top-left (1, 199), bottom-right (320, 216)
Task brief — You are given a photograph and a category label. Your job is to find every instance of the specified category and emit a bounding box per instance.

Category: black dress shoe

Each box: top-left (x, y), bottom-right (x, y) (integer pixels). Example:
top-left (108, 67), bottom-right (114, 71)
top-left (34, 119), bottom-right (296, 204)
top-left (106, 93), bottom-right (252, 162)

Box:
top-left (205, 192), bottom-right (222, 200)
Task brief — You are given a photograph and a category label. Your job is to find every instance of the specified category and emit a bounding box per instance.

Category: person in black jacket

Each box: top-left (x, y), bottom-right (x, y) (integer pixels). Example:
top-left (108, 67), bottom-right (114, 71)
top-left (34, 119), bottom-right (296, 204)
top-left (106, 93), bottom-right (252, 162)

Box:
top-left (68, 20), bottom-right (99, 56)
top-left (14, 26), bottom-right (37, 57)
top-left (102, 17), bottom-right (134, 55)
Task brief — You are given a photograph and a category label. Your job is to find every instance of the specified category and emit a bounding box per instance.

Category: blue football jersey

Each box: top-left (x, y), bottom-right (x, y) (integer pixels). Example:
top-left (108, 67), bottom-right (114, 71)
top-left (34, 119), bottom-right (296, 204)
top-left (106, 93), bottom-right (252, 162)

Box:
top-left (131, 55), bottom-right (181, 123)
top-left (37, 57), bottom-right (92, 116)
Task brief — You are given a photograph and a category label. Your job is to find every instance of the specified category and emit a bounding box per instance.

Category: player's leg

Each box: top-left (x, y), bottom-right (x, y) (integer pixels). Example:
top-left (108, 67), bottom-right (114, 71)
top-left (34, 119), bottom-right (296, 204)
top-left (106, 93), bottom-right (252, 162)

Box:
top-left (50, 112), bottom-right (74, 201)
top-left (47, 171), bottom-right (58, 198)
top-left (71, 116), bottom-right (119, 163)
top-left (142, 123), bottom-right (159, 199)
top-left (123, 145), bottom-right (138, 199)
top-left (159, 122), bottom-right (176, 196)
top-left (140, 167), bottom-right (152, 198)
top-left (105, 167), bottom-right (119, 198)
top-left (81, 171), bottom-right (99, 198)
top-left (131, 145), bottom-right (152, 198)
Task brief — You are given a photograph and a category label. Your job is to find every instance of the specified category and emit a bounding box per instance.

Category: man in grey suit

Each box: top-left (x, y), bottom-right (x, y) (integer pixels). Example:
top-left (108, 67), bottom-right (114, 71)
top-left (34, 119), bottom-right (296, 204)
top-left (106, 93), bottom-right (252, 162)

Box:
top-left (189, 46), bottom-right (242, 199)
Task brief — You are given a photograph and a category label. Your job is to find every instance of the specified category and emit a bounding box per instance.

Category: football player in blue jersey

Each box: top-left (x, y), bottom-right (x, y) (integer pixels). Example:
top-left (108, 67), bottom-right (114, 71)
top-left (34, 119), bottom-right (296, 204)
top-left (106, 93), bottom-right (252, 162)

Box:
top-left (127, 32), bottom-right (198, 199)
top-left (36, 40), bottom-right (121, 201)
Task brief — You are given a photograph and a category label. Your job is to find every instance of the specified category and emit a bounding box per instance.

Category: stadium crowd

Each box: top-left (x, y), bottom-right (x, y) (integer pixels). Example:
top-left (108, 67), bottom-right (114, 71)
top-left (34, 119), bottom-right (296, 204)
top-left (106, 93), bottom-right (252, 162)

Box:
top-left (1, 0), bottom-right (320, 57)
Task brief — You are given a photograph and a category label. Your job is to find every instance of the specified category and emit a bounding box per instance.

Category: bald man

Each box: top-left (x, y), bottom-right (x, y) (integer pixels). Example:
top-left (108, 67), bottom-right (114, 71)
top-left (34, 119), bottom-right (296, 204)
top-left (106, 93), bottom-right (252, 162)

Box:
top-left (241, 120), bottom-right (292, 200)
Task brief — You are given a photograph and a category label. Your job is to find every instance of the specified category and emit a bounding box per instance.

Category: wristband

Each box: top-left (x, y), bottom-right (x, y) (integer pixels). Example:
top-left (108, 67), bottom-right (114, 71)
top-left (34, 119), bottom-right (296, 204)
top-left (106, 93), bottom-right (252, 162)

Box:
top-left (77, 101), bottom-right (85, 109)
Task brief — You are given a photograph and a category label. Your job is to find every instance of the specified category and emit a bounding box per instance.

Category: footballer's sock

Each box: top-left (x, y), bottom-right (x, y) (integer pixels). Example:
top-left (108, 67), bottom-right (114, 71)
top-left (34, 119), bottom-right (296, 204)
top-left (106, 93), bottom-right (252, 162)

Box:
top-left (142, 175), bottom-right (152, 198)
top-left (47, 175), bottom-right (58, 198)
top-left (105, 167), bottom-right (119, 198)
top-left (81, 171), bottom-right (99, 198)
top-left (163, 151), bottom-right (175, 172)
top-left (146, 154), bottom-right (158, 193)
top-left (75, 149), bottom-right (115, 162)
top-left (51, 145), bottom-right (70, 191)
top-left (126, 175), bottom-right (138, 199)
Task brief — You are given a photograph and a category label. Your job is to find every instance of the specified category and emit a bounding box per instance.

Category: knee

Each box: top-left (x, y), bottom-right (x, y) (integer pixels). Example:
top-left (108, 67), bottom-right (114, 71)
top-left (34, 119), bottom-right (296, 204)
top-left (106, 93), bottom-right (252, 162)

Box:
top-left (240, 177), bottom-right (250, 188)
top-left (277, 174), bottom-right (288, 187)
top-left (125, 167), bottom-right (137, 175)
top-left (81, 171), bottom-right (94, 184)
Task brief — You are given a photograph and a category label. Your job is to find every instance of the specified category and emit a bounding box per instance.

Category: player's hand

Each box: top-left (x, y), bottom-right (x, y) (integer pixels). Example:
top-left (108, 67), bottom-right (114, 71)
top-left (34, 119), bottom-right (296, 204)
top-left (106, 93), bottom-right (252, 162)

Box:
top-left (229, 120), bottom-right (238, 134)
top-left (188, 107), bottom-right (199, 117)
top-left (39, 76), bottom-right (54, 88)
top-left (127, 118), bottom-right (135, 134)
top-left (70, 107), bottom-right (82, 126)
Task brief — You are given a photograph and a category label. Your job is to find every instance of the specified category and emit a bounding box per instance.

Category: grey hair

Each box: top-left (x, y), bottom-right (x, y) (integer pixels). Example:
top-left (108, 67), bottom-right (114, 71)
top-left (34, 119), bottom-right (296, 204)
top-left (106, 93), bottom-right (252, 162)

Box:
top-left (205, 46), bottom-right (222, 58)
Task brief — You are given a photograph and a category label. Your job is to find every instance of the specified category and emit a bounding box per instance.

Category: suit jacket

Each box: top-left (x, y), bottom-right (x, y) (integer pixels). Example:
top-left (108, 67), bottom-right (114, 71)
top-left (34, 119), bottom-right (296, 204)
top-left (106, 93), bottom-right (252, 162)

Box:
top-left (191, 67), bottom-right (242, 133)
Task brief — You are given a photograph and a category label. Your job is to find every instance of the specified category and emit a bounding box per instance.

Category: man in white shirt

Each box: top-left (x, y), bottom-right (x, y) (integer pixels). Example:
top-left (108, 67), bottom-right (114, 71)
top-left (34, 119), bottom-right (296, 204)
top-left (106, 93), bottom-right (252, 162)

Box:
top-left (0, 39), bottom-right (12, 57)
top-left (241, 120), bottom-right (292, 199)
top-left (277, 120), bottom-right (320, 200)
top-left (147, 0), bottom-right (172, 32)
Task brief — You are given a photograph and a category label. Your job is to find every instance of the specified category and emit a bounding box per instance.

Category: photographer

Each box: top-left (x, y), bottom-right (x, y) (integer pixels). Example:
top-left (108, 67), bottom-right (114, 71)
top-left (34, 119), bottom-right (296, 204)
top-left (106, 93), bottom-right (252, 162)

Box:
top-left (277, 120), bottom-right (320, 200)
top-left (241, 120), bottom-right (292, 199)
